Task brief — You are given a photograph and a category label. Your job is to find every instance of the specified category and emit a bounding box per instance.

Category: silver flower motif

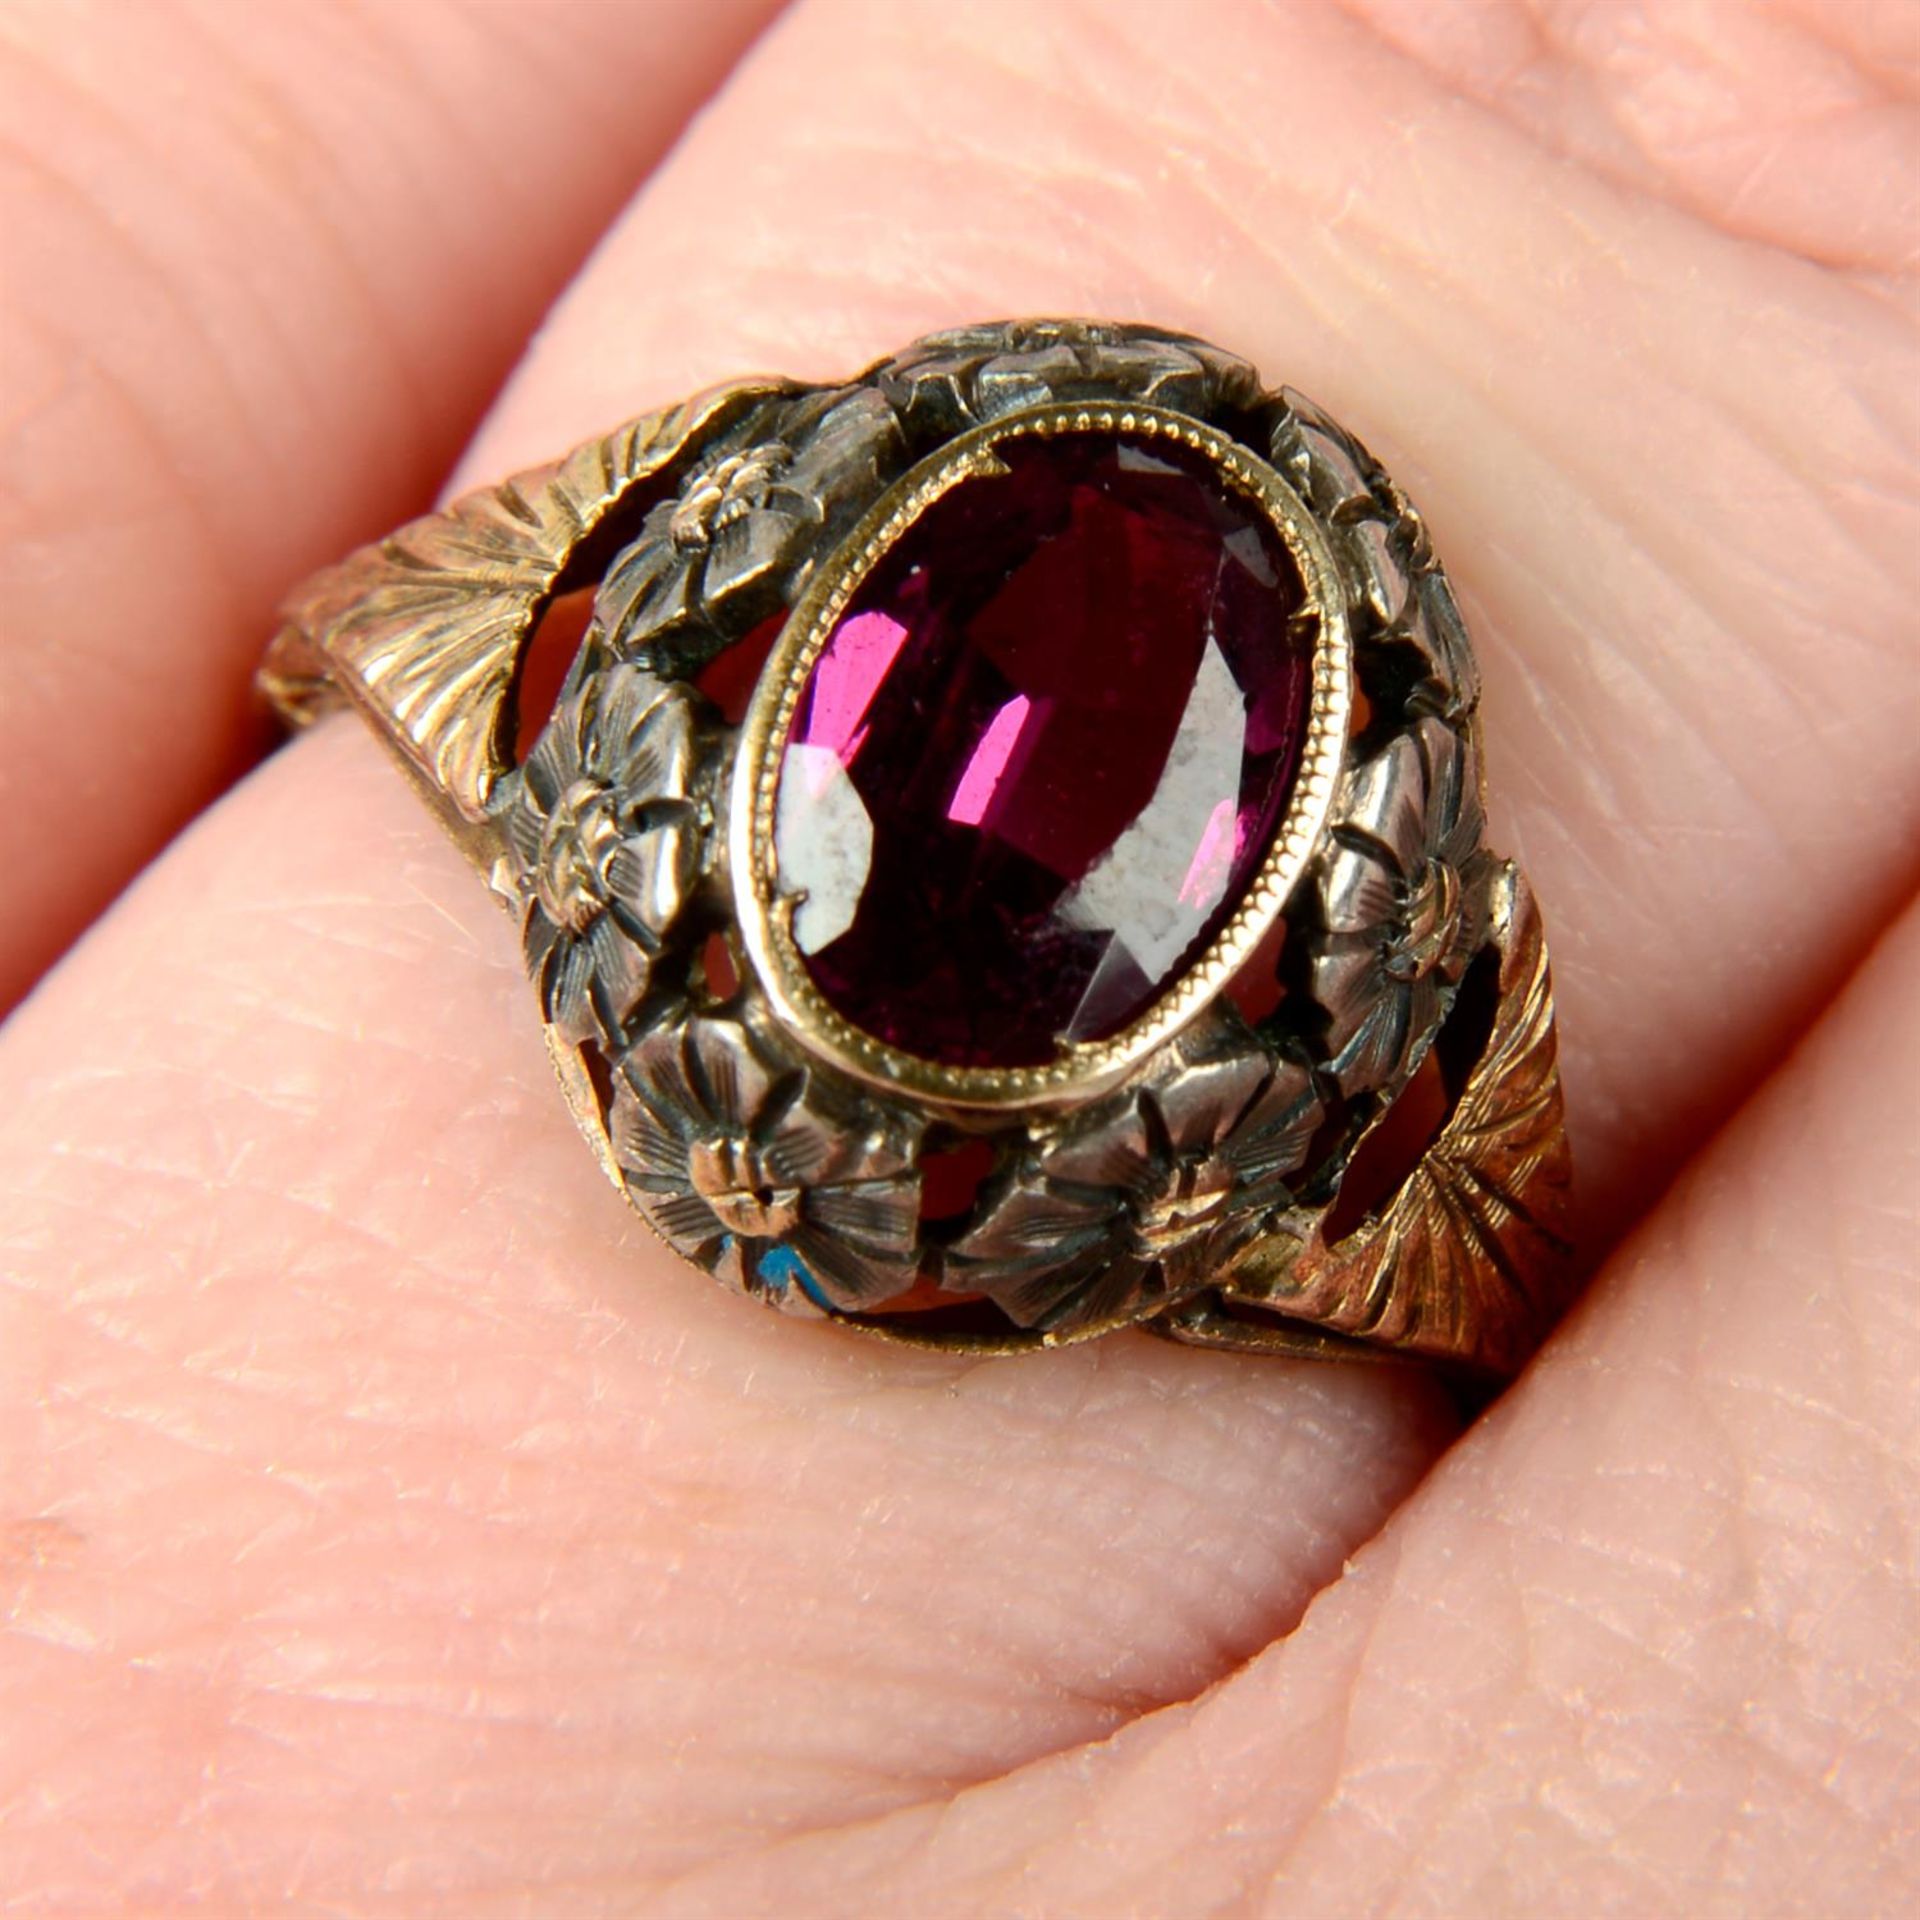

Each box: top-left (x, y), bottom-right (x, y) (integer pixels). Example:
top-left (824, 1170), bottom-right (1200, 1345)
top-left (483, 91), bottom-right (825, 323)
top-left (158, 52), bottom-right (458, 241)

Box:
top-left (1400, 569), bottom-right (1481, 722)
top-left (1311, 716), bottom-right (1488, 1096)
top-left (1273, 387), bottom-right (1383, 522)
top-left (1275, 392), bottom-right (1478, 723)
top-left (594, 388), bottom-right (903, 664)
top-left (503, 666), bottom-right (710, 1043)
top-left (670, 444), bottom-right (793, 551)
top-left (610, 1011), bottom-right (924, 1315)
top-left (950, 1025), bottom-right (1323, 1334)
top-left (1341, 489), bottom-right (1480, 724)
top-left (884, 320), bottom-right (1259, 437)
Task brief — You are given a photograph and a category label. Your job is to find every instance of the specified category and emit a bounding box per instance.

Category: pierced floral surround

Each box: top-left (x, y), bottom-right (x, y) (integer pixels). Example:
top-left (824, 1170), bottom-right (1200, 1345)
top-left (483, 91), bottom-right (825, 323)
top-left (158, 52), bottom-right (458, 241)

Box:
top-left (266, 319), bottom-right (1571, 1365)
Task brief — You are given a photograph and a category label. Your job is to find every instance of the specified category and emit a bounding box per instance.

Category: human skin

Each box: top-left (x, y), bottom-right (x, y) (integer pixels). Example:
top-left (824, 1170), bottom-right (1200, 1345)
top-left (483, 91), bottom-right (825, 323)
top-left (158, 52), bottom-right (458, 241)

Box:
top-left (0, 0), bottom-right (1915, 1914)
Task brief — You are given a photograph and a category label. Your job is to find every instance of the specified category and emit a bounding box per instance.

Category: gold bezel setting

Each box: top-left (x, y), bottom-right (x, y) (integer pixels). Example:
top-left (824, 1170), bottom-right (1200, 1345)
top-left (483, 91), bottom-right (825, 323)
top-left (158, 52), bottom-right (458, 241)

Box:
top-left (729, 401), bottom-right (1353, 1117)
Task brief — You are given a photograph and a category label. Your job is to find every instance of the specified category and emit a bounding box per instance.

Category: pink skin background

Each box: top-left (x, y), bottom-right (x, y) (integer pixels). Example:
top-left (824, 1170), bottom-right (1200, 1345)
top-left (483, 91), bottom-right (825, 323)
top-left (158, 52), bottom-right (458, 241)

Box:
top-left (0, 0), bottom-right (1915, 1912)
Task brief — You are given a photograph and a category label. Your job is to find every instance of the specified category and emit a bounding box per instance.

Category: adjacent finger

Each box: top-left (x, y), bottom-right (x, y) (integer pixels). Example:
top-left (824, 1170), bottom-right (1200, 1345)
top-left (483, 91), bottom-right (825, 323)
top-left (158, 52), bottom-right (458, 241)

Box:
top-left (0, 0), bottom-right (785, 1011)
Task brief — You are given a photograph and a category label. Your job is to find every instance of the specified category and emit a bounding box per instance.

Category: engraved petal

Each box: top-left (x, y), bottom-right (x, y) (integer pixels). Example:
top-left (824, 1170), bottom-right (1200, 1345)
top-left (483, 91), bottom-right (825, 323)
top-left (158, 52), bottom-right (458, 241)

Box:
top-left (999, 1252), bottom-right (1164, 1335)
top-left (541, 925), bottom-right (600, 1040)
top-left (1150, 1044), bottom-right (1272, 1156)
top-left (1320, 842), bottom-right (1403, 936)
top-left (1349, 729), bottom-right (1431, 879)
top-left (650, 1189), bottom-right (724, 1252)
top-left (692, 505), bottom-right (805, 618)
top-left (1277, 390), bottom-right (1377, 519)
top-left (501, 790), bottom-right (547, 871)
top-left (620, 1019), bottom-right (707, 1127)
top-left (757, 1095), bottom-right (853, 1190)
top-left (684, 1015), bottom-right (777, 1133)
top-left (606, 820), bottom-right (695, 935)
top-left (1034, 1098), bottom-right (1156, 1193)
top-left (1330, 988), bottom-right (1413, 1094)
top-left (521, 899), bottom-right (562, 977)
top-left (592, 663), bottom-right (676, 756)
top-left (1424, 721), bottom-right (1485, 872)
top-left (804, 1175), bottom-right (922, 1257)
top-left (1345, 515), bottom-right (1413, 631)
top-left (784, 1230), bottom-right (910, 1312)
top-left (593, 534), bottom-right (679, 654)
top-left (521, 710), bottom-right (583, 812)
top-left (1220, 1066), bottom-right (1323, 1188)
top-left (1409, 573), bottom-right (1480, 719)
top-left (610, 1093), bottom-right (691, 1187)
top-left (785, 387), bottom-right (905, 497)
top-left (617, 698), bottom-right (699, 804)
top-left (953, 1173), bottom-right (1114, 1270)
top-left (618, 541), bottom-right (703, 652)
top-left (579, 912), bottom-right (650, 1033)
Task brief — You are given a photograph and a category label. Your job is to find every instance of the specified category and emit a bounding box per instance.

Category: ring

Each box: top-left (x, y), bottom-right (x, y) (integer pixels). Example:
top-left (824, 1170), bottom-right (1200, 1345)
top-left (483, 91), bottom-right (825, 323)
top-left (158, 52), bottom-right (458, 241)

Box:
top-left (260, 319), bottom-right (1573, 1373)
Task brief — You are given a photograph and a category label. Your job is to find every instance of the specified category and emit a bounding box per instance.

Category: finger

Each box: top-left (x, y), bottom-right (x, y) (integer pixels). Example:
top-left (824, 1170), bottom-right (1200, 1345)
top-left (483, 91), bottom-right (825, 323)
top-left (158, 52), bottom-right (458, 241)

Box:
top-left (0, 0), bottom-right (785, 1011)
top-left (463, 0), bottom-right (1920, 1227)
top-left (0, 720), bottom-right (1455, 1909)
top-left (653, 889), bottom-right (1920, 1919)
top-left (6, 0), bottom-right (1914, 1906)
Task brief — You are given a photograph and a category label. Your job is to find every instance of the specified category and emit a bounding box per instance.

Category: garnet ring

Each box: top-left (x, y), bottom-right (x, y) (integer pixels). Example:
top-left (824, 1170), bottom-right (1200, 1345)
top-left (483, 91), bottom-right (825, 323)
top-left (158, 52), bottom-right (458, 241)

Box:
top-left (261, 320), bottom-right (1574, 1373)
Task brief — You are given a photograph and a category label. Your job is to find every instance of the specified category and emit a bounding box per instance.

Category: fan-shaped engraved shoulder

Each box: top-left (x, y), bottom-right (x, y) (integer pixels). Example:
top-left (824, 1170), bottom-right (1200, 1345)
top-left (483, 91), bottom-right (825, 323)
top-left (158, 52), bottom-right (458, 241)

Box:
top-left (1214, 867), bottom-right (1574, 1374)
top-left (258, 378), bottom-right (795, 823)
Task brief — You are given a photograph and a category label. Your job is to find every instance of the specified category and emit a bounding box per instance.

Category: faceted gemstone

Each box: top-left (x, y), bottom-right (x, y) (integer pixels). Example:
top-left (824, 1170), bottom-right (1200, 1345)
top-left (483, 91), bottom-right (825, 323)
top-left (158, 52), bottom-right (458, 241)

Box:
top-left (773, 428), bottom-right (1313, 1068)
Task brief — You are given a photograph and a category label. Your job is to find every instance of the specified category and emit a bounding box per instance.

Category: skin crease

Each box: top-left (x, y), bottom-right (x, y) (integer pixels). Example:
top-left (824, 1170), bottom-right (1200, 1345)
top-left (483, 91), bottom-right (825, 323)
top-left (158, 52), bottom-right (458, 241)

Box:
top-left (0, 0), bottom-right (1914, 1914)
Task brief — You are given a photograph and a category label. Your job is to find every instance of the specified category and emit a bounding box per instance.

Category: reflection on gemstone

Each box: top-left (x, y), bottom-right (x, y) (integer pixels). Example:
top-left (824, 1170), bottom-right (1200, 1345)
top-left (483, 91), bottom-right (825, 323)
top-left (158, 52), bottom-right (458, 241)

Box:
top-left (1180, 799), bottom-right (1240, 911)
top-left (771, 427), bottom-right (1314, 1068)
top-left (1223, 525), bottom-right (1278, 588)
top-left (802, 609), bottom-right (908, 757)
top-left (775, 742), bottom-right (874, 956)
top-left (947, 692), bottom-right (1037, 828)
top-left (1060, 936), bottom-right (1155, 1047)
top-left (1056, 636), bottom-right (1246, 1004)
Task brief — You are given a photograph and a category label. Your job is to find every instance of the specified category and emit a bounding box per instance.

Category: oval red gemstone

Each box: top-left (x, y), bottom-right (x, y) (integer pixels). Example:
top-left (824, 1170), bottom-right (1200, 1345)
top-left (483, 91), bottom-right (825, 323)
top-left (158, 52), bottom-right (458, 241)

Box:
top-left (773, 428), bottom-right (1313, 1068)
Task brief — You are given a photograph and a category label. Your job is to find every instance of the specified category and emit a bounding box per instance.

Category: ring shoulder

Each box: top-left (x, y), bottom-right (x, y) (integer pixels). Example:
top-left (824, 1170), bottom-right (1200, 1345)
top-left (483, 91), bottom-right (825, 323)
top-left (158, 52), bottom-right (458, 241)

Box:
top-left (1183, 867), bottom-right (1576, 1374)
top-left (254, 378), bottom-right (795, 827)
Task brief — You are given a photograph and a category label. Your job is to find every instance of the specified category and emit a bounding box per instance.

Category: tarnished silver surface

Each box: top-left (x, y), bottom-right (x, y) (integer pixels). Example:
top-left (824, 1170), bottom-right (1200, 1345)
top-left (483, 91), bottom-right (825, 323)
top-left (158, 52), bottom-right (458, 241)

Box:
top-left (1311, 715), bottom-right (1492, 1101)
top-left (947, 1014), bottom-right (1325, 1335)
top-left (262, 319), bottom-right (1575, 1372)
top-left (500, 666), bottom-right (719, 1046)
top-left (608, 1000), bottom-right (925, 1313)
